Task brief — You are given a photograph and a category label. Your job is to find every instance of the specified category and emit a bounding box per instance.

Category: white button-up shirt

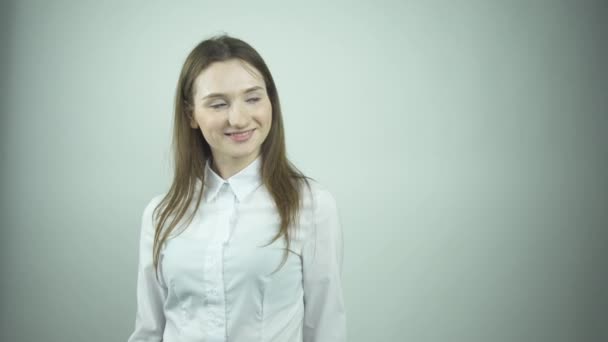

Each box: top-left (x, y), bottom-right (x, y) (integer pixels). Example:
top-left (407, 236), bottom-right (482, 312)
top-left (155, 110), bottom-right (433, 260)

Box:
top-left (127, 155), bottom-right (346, 342)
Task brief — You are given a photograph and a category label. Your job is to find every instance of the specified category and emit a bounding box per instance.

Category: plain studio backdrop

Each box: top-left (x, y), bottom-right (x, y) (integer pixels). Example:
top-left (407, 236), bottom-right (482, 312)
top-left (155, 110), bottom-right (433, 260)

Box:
top-left (1, 1), bottom-right (606, 341)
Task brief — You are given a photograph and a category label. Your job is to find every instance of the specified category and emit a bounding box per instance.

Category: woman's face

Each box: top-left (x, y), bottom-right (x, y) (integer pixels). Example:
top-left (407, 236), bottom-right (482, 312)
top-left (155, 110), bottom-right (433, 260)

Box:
top-left (190, 59), bottom-right (272, 167)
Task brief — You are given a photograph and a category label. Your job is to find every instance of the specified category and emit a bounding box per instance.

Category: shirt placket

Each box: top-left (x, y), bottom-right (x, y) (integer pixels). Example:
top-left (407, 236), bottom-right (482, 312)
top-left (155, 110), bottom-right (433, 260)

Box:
top-left (204, 182), bottom-right (238, 341)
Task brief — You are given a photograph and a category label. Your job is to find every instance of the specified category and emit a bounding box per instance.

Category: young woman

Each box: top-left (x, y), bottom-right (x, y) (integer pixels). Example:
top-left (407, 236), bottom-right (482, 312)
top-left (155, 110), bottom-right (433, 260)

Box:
top-left (127, 34), bottom-right (346, 342)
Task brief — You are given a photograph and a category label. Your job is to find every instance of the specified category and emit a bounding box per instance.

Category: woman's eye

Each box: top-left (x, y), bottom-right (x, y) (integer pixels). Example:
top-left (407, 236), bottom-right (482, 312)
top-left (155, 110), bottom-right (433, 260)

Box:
top-left (210, 97), bottom-right (259, 109)
top-left (210, 103), bottom-right (226, 109)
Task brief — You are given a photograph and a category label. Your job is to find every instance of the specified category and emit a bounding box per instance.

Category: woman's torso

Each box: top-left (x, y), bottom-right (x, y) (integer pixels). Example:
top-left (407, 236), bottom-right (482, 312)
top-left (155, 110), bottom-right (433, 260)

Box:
top-left (156, 180), bottom-right (318, 342)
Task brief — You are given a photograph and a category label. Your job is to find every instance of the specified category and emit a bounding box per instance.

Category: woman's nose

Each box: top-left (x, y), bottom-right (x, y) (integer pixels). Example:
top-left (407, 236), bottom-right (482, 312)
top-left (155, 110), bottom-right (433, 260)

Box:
top-left (227, 101), bottom-right (249, 127)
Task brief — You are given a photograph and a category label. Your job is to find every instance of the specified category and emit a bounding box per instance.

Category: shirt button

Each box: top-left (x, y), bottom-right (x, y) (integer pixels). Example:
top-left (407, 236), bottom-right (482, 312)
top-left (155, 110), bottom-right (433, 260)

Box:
top-left (209, 314), bottom-right (222, 327)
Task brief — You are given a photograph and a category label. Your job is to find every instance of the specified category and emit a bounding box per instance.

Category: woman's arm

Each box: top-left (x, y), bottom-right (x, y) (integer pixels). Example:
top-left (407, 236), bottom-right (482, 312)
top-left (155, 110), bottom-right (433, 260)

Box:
top-left (302, 188), bottom-right (347, 342)
top-left (127, 196), bottom-right (167, 342)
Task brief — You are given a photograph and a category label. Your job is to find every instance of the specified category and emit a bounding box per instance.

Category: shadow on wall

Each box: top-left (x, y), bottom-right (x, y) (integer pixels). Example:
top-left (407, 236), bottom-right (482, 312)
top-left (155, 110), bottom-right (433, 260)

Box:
top-left (0, 0), bottom-right (13, 206)
top-left (0, 0), bottom-right (12, 139)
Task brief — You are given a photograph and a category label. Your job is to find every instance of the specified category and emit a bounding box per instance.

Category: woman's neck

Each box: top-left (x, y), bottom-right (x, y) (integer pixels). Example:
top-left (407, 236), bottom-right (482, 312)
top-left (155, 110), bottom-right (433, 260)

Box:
top-left (210, 153), bottom-right (260, 180)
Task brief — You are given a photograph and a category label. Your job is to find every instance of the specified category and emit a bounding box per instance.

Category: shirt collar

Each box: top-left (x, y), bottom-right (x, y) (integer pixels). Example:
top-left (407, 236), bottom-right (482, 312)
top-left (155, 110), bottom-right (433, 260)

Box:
top-left (200, 155), bottom-right (263, 203)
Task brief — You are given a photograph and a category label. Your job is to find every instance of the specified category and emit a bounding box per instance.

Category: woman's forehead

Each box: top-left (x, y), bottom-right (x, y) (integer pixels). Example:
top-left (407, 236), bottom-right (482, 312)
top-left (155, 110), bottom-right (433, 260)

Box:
top-left (194, 59), bottom-right (265, 96)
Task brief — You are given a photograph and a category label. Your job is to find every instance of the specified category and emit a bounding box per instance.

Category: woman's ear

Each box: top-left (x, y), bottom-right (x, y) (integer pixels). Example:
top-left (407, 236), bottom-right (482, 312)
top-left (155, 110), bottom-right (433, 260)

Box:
top-left (189, 114), bottom-right (198, 129)
top-left (186, 103), bottom-right (198, 129)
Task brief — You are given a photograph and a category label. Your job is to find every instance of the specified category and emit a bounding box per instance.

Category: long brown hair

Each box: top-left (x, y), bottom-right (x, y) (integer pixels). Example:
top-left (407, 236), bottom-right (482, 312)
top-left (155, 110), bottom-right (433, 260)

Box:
top-left (151, 34), bottom-right (312, 279)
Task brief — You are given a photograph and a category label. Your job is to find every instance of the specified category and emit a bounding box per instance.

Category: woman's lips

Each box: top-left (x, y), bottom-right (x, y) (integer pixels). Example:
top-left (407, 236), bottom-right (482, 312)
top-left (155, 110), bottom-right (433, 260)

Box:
top-left (226, 129), bottom-right (254, 142)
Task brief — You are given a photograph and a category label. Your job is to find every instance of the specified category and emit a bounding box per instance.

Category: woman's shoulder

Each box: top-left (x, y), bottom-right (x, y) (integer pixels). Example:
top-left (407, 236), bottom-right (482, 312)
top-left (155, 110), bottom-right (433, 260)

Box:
top-left (140, 193), bottom-right (167, 225)
top-left (297, 178), bottom-right (338, 215)
top-left (145, 193), bottom-right (166, 212)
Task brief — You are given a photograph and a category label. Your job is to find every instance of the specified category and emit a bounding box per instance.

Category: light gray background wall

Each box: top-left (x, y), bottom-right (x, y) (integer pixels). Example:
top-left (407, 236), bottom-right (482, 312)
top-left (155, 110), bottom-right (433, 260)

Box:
top-left (1, 1), bottom-right (606, 341)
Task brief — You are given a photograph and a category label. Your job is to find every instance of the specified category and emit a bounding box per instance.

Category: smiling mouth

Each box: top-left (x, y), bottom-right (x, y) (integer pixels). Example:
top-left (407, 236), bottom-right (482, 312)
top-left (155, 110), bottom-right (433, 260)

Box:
top-left (225, 129), bottom-right (255, 136)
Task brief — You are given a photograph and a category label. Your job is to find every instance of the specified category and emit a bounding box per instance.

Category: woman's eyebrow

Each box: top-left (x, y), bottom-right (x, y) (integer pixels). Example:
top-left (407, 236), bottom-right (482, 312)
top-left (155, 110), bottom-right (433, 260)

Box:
top-left (202, 86), bottom-right (264, 100)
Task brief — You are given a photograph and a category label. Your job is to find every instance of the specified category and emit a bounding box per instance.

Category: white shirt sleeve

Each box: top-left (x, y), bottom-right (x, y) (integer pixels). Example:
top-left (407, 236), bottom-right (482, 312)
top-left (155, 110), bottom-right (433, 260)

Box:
top-left (127, 196), bottom-right (167, 342)
top-left (302, 189), bottom-right (347, 342)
